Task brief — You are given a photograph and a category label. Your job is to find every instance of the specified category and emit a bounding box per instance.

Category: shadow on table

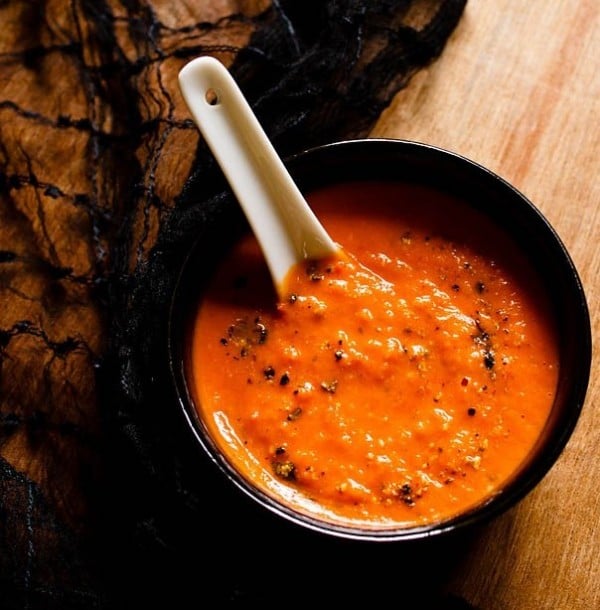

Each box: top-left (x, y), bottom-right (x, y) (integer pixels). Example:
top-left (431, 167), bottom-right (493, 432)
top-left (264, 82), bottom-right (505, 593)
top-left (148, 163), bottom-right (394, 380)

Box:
top-left (102, 457), bottom-right (493, 609)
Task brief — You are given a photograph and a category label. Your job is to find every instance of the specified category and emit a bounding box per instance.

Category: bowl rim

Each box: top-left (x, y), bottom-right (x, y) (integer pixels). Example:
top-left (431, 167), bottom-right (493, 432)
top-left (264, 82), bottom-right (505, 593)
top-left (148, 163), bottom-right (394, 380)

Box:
top-left (167, 137), bottom-right (592, 542)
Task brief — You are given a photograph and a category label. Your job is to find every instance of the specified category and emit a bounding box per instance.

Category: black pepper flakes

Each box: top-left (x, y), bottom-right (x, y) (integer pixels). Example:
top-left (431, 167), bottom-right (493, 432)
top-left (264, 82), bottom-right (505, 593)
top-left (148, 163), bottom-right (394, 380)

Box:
top-left (320, 379), bottom-right (338, 393)
top-left (400, 483), bottom-right (415, 506)
top-left (473, 325), bottom-right (490, 345)
top-left (254, 318), bottom-right (268, 344)
top-left (475, 281), bottom-right (486, 294)
top-left (334, 350), bottom-right (344, 361)
top-left (467, 407), bottom-right (477, 416)
top-left (280, 372), bottom-right (290, 386)
top-left (287, 407), bottom-right (302, 421)
top-left (473, 321), bottom-right (495, 371)
top-left (307, 262), bottom-right (324, 282)
top-left (263, 365), bottom-right (275, 379)
top-left (225, 316), bottom-right (269, 353)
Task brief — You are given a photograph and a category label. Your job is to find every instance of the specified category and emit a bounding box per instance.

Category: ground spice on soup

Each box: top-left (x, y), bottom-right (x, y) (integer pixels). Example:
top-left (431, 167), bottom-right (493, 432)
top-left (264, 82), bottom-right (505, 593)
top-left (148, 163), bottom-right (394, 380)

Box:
top-left (188, 181), bottom-right (559, 528)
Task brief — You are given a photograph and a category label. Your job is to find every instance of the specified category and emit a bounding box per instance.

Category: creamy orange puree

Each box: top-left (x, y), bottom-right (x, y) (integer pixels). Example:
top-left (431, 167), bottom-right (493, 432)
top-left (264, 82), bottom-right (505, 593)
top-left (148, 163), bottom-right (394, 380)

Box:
top-left (188, 181), bottom-right (559, 528)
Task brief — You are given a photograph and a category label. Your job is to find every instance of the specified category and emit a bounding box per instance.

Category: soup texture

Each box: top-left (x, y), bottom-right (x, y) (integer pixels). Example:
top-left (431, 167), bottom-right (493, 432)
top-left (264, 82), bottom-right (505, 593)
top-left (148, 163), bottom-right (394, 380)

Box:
top-left (188, 181), bottom-right (559, 528)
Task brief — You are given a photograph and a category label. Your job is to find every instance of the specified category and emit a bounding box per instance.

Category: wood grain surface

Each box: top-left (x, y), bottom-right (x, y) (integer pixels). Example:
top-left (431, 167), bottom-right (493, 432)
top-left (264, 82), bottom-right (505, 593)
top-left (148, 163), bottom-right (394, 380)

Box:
top-left (0, 2), bottom-right (596, 607)
top-left (374, 1), bottom-right (599, 608)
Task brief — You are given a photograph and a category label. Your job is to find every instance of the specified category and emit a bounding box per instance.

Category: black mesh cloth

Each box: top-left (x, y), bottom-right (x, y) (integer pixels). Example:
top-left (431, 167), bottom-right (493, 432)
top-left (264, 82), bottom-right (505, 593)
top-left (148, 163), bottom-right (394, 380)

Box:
top-left (0, 1), bottom-right (471, 607)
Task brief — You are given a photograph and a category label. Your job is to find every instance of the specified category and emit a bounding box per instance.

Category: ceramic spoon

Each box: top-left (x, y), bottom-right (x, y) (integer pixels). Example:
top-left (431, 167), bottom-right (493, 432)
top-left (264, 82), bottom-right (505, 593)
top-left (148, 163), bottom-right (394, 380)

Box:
top-left (178, 56), bottom-right (341, 299)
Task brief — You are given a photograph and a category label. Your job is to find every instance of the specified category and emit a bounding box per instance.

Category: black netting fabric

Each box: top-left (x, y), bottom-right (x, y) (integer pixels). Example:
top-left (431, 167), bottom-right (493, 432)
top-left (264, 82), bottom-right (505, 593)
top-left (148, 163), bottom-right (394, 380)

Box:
top-left (0, 1), bottom-right (470, 607)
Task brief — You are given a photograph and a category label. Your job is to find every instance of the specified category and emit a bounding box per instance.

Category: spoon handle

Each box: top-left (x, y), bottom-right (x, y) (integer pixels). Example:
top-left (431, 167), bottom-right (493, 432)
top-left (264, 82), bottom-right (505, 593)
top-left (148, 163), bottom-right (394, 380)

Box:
top-left (178, 56), bottom-right (339, 296)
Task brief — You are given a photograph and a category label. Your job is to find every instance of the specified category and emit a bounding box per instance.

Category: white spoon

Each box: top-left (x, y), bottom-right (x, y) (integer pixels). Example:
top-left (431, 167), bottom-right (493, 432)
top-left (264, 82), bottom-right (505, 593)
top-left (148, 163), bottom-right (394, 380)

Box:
top-left (178, 56), bottom-right (341, 299)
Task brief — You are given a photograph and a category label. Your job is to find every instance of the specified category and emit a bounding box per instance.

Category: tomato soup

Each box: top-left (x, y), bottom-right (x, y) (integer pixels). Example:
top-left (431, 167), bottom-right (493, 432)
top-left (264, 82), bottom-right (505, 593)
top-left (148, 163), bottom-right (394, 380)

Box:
top-left (188, 181), bottom-right (559, 528)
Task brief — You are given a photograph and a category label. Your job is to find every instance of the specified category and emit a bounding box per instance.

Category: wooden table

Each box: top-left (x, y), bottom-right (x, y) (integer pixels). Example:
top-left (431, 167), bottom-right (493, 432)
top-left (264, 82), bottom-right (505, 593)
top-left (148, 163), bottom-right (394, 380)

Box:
top-left (374, 1), bottom-right (599, 608)
top-left (0, 1), bottom-right (597, 607)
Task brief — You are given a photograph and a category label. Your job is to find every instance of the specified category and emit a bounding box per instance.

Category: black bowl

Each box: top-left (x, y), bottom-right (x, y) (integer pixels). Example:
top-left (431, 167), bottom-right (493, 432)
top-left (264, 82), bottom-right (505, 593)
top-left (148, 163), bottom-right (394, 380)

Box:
top-left (168, 138), bottom-right (592, 542)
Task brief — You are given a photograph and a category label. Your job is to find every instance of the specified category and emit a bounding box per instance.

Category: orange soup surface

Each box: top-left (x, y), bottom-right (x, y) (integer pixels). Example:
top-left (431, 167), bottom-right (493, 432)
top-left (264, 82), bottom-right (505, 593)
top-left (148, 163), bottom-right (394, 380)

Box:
top-left (189, 181), bottom-right (559, 529)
